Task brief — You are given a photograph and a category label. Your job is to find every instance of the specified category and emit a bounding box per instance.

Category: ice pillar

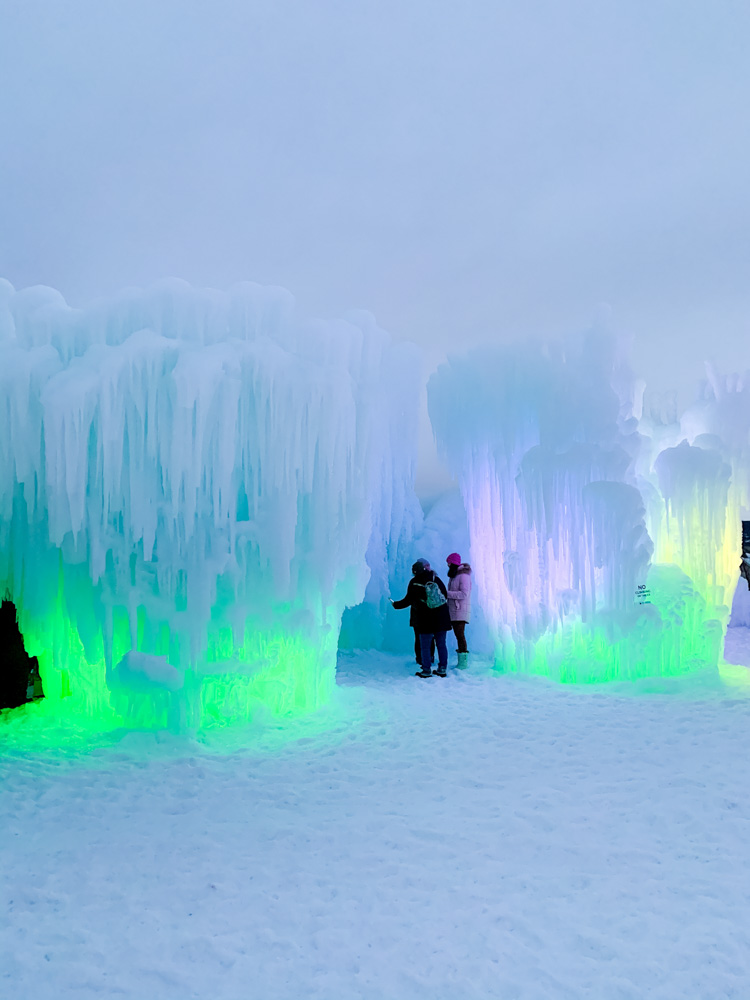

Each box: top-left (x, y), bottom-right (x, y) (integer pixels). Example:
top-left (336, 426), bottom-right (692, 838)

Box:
top-left (0, 279), bottom-right (420, 728)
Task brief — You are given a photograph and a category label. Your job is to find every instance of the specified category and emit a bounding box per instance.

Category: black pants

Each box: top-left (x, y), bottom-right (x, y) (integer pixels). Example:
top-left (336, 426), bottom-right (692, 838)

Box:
top-left (414, 628), bottom-right (435, 665)
top-left (452, 620), bottom-right (468, 653)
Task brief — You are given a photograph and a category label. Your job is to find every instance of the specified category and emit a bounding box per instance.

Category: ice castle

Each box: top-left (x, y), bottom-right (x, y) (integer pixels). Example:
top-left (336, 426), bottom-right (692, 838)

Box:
top-left (1, 277), bottom-right (747, 728)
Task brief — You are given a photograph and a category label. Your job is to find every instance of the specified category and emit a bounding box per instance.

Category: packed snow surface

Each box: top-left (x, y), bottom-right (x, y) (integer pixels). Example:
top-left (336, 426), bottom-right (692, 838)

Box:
top-left (3, 648), bottom-right (750, 999)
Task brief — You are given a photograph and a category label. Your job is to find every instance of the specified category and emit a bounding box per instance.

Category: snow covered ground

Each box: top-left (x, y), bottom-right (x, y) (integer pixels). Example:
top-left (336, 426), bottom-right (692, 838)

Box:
top-left (2, 643), bottom-right (750, 1000)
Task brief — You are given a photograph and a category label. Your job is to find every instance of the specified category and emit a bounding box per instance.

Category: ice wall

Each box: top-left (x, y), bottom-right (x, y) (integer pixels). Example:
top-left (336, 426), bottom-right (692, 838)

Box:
top-left (647, 369), bottom-right (750, 616)
top-left (429, 334), bottom-right (724, 681)
top-left (0, 278), bottom-right (420, 728)
top-left (337, 443), bottom-right (423, 652)
top-left (639, 369), bottom-right (750, 671)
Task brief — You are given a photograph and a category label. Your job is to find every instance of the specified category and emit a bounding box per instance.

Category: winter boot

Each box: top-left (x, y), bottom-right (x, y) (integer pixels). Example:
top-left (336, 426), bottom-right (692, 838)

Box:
top-left (415, 668), bottom-right (433, 678)
top-left (435, 666), bottom-right (447, 677)
top-left (456, 651), bottom-right (469, 670)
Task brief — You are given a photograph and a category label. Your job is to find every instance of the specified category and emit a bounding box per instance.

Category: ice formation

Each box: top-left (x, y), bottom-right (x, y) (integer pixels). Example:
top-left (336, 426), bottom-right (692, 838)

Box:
top-left (0, 278), bottom-right (420, 728)
top-left (3, 267), bottom-right (746, 716)
top-left (428, 334), bottom-right (736, 681)
top-left (641, 368), bottom-right (750, 617)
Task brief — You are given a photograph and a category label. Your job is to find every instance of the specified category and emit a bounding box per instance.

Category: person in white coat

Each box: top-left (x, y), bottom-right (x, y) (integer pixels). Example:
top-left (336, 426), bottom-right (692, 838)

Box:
top-left (446, 552), bottom-right (472, 669)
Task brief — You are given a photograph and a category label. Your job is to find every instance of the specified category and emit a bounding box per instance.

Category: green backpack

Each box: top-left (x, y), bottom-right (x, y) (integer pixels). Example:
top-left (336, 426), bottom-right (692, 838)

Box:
top-left (421, 579), bottom-right (447, 609)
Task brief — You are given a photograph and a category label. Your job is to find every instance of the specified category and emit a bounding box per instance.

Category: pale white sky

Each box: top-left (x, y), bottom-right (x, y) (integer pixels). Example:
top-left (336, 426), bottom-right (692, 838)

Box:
top-left (2, 0), bottom-right (750, 495)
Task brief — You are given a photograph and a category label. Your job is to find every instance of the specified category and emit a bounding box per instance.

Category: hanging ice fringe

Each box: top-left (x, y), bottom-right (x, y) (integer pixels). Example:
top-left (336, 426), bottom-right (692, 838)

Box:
top-left (0, 278), bottom-right (420, 729)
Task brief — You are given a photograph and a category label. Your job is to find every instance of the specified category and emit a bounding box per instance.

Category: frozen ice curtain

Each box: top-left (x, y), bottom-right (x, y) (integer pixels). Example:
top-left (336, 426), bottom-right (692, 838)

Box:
top-left (428, 335), bottom-right (736, 682)
top-left (0, 279), bottom-right (420, 728)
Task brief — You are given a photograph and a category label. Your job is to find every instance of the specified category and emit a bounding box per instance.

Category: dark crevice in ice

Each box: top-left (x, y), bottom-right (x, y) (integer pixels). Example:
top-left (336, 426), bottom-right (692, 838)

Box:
top-left (0, 600), bottom-right (44, 710)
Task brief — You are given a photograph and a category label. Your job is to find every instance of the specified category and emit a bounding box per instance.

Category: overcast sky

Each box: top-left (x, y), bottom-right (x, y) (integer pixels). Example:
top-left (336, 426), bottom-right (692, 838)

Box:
top-left (2, 0), bottom-right (750, 493)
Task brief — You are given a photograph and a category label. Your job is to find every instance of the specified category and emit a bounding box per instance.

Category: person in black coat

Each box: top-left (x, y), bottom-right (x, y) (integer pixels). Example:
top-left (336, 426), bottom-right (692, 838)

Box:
top-left (390, 559), bottom-right (452, 677)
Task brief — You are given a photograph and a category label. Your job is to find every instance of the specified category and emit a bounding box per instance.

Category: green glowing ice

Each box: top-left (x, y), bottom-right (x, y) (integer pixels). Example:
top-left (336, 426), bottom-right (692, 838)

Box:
top-left (8, 567), bottom-right (338, 733)
top-left (493, 563), bottom-right (724, 684)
